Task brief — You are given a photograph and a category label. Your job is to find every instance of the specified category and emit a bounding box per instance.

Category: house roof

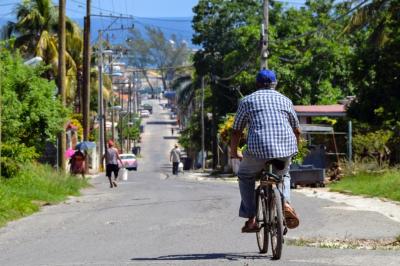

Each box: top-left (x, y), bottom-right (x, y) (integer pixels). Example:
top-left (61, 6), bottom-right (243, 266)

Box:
top-left (294, 104), bottom-right (346, 117)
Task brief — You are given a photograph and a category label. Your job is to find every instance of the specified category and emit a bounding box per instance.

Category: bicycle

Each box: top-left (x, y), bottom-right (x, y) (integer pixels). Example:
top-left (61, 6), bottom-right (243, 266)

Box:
top-left (255, 159), bottom-right (287, 260)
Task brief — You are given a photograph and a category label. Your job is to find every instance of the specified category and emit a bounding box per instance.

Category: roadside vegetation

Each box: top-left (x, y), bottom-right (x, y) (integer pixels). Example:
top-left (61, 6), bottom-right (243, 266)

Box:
top-left (287, 237), bottom-right (400, 250)
top-left (329, 167), bottom-right (400, 202)
top-left (0, 163), bottom-right (88, 227)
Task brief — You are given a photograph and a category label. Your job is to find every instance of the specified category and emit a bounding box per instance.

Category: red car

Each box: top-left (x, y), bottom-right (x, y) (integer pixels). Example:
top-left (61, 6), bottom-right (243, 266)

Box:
top-left (118, 153), bottom-right (138, 171)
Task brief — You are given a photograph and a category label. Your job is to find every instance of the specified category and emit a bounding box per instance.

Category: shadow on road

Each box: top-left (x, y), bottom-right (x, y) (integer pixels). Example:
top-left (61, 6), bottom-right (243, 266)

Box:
top-left (163, 136), bottom-right (179, 139)
top-left (146, 121), bottom-right (176, 125)
top-left (131, 252), bottom-right (271, 261)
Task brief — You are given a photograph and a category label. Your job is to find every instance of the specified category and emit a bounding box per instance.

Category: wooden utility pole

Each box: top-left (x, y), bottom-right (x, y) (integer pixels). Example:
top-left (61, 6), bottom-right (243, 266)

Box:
top-left (201, 76), bottom-right (205, 171)
top-left (260, 0), bottom-right (269, 69)
top-left (58, 0), bottom-right (66, 171)
top-left (82, 0), bottom-right (91, 141)
top-left (98, 30), bottom-right (105, 170)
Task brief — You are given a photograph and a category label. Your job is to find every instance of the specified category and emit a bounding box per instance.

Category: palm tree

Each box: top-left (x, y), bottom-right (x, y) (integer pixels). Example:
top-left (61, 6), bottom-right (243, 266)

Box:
top-left (6, 0), bottom-right (83, 105)
top-left (171, 74), bottom-right (198, 114)
top-left (343, 0), bottom-right (399, 47)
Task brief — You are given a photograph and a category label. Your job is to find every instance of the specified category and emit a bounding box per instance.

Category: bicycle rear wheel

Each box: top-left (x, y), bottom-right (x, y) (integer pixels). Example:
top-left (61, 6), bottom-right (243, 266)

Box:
top-left (269, 187), bottom-right (284, 260)
top-left (256, 188), bottom-right (268, 253)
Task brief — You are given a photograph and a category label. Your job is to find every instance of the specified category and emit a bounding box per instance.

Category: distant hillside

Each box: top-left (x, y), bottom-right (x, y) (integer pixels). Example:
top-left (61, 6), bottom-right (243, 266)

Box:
top-left (0, 16), bottom-right (196, 47)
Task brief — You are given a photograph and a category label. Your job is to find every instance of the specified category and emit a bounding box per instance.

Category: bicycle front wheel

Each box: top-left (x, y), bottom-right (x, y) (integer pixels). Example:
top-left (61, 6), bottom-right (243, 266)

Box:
top-left (256, 188), bottom-right (268, 254)
top-left (269, 187), bottom-right (284, 260)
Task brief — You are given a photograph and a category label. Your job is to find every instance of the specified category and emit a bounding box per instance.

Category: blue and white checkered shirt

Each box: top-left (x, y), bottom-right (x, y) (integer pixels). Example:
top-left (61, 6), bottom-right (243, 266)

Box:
top-left (233, 89), bottom-right (299, 159)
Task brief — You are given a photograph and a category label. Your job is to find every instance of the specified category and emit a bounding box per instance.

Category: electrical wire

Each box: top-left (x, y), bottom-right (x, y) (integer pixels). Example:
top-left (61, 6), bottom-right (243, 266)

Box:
top-left (212, 0), bottom-right (371, 81)
top-left (133, 20), bottom-right (193, 35)
top-left (0, 3), bottom-right (16, 7)
top-left (70, 0), bottom-right (192, 23)
top-left (271, 0), bottom-right (370, 45)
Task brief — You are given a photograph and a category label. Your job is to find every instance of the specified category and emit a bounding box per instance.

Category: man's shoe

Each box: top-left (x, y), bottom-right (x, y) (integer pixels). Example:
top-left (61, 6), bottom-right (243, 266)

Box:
top-left (241, 221), bottom-right (260, 233)
top-left (284, 203), bottom-right (300, 229)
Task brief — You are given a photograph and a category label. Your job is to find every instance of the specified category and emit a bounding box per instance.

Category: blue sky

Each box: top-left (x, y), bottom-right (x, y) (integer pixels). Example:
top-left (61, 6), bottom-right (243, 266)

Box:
top-left (1, 0), bottom-right (200, 18)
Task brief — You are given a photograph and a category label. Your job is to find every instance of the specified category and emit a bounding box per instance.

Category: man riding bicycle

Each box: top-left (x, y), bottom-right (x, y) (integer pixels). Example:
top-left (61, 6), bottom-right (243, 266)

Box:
top-left (230, 69), bottom-right (301, 233)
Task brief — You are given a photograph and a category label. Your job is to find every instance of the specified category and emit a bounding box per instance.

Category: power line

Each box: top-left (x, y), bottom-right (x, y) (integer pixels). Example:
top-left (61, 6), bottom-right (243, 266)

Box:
top-left (0, 3), bottom-right (16, 7)
top-left (0, 12), bottom-right (14, 17)
top-left (271, 0), bottom-right (370, 45)
top-left (209, 0), bottom-right (370, 82)
top-left (274, 0), bottom-right (306, 6)
top-left (125, 65), bottom-right (194, 72)
top-left (70, 0), bottom-right (192, 23)
top-left (71, 0), bottom-right (131, 17)
top-left (135, 17), bottom-right (192, 22)
top-left (134, 20), bottom-right (193, 35)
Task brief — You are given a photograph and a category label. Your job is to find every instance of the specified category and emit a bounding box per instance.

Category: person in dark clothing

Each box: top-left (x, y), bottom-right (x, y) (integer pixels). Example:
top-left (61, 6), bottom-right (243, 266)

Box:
top-left (69, 150), bottom-right (86, 178)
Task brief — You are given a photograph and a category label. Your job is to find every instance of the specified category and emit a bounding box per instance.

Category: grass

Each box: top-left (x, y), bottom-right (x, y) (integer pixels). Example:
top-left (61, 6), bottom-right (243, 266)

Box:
top-left (329, 169), bottom-right (400, 202)
top-left (0, 162), bottom-right (89, 227)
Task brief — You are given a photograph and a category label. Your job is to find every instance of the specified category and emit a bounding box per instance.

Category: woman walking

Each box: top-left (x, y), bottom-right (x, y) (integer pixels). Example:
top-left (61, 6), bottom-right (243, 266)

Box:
top-left (103, 140), bottom-right (123, 188)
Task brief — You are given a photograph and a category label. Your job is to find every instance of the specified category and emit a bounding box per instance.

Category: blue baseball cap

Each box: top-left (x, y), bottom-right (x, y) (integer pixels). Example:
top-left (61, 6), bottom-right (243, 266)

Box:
top-left (256, 69), bottom-right (277, 84)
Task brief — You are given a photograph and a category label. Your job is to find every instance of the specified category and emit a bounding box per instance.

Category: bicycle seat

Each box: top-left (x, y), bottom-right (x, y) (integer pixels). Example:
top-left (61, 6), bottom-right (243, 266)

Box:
top-left (265, 159), bottom-right (286, 171)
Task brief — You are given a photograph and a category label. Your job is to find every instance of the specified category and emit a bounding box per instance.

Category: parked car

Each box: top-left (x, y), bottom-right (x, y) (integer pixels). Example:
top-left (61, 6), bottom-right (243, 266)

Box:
top-left (141, 103), bottom-right (153, 114)
top-left (118, 153), bottom-right (138, 171)
top-left (140, 110), bottom-right (151, 118)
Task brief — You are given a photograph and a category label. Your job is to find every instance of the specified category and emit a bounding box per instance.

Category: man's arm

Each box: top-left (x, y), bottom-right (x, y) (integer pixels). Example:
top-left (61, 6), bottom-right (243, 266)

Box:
top-left (288, 102), bottom-right (301, 146)
top-left (115, 149), bottom-right (123, 165)
top-left (293, 127), bottom-right (301, 146)
top-left (230, 129), bottom-right (243, 160)
top-left (230, 98), bottom-right (248, 160)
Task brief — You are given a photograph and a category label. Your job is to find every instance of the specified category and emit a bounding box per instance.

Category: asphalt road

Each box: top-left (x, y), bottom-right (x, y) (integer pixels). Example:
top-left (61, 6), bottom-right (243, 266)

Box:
top-left (0, 99), bottom-right (399, 266)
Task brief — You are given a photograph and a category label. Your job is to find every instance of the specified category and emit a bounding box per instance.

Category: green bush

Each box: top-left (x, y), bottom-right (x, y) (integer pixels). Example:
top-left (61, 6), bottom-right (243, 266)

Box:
top-left (0, 142), bottom-right (38, 178)
top-left (353, 130), bottom-right (393, 165)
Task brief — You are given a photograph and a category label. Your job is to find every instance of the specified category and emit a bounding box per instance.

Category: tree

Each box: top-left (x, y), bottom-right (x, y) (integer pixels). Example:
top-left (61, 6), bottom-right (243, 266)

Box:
top-left (268, 0), bottom-right (355, 105)
top-left (347, 6), bottom-right (400, 126)
top-left (192, 0), bottom-right (263, 167)
top-left (5, 0), bottom-right (83, 105)
top-left (126, 26), bottom-right (191, 94)
top-left (171, 73), bottom-right (201, 113)
top-left (343, 0), bottom-right (399, 47)
top-left (0, 48), bottom-right (68, 177)
top-left (191, 0), bottom-right (359, 167)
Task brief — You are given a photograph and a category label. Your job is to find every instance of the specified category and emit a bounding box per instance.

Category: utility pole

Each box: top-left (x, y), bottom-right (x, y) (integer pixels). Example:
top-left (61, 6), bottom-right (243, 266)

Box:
top-left (128, 78), bottom-right (132, 152)
top-left (109, 49), bottom-right (115, 141)
top-left (82, 0), bottom-right (91, 141)
top-left (57, 0), bottom-right (66, 171)
top-left (98, 29), bottom-right (104, 170)
top-left (260, 0), bottom-right (269, 69)
top-left (201, 76), bottom-right (205, 171)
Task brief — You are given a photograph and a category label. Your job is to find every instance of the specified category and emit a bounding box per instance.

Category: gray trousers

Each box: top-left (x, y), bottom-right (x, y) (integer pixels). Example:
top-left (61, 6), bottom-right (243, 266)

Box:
top-left (238, 155), bottom-right (291, 218)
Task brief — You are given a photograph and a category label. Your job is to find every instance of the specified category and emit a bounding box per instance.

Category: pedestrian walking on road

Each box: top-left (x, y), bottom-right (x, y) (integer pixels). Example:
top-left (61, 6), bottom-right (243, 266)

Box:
top-left (69, 150), bottom-right (86, 178)
top-left (171, 127), bottom-right (174, 135)
top-left (170, 144), bottom-right (181, 175)
top-left (103, 140), bottom-right (123, 188)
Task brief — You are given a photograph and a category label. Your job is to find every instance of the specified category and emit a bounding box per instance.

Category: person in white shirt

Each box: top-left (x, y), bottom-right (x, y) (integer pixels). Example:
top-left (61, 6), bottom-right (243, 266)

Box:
top-left (170, 144), bottom-right (181, 175)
